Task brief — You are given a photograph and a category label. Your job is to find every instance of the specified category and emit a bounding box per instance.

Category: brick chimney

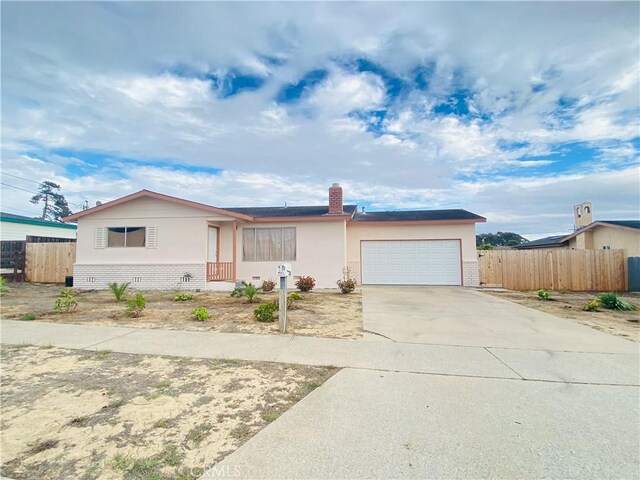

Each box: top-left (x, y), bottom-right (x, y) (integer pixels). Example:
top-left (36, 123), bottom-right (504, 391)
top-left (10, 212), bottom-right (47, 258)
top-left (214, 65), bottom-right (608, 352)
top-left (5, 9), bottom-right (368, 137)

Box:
top-left (328, 183), bottom-right (343, 214)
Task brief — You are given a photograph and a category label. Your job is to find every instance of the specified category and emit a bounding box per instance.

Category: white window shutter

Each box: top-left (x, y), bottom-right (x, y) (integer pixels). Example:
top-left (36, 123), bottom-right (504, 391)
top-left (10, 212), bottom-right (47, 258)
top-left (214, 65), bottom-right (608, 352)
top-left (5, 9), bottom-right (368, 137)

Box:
top-left (146, 226), bottom-right (158, 249)
top-left (95, 227), bottom-right (107, 249)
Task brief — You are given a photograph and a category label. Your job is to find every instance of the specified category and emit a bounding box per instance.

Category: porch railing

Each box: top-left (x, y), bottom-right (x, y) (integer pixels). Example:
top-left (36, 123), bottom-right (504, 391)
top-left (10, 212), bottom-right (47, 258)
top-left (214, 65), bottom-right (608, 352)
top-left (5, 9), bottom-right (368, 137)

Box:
top-left (207, 262), bottom-right (234, 281)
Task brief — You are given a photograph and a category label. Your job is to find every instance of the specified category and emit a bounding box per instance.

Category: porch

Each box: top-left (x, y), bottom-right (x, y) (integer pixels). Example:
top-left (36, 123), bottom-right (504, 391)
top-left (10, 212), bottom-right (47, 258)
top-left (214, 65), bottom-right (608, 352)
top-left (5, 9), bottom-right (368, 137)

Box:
top-left (206, 220), bottom-right (237, 283)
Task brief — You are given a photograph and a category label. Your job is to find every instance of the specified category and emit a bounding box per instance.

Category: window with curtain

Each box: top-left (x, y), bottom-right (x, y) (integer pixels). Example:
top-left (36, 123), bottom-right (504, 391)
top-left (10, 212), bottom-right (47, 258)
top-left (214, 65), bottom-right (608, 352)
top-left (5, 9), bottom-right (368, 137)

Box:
top-left (107, 227), bottom-right (146, 247)
top-left (243, 227), bottom-right (296, 261)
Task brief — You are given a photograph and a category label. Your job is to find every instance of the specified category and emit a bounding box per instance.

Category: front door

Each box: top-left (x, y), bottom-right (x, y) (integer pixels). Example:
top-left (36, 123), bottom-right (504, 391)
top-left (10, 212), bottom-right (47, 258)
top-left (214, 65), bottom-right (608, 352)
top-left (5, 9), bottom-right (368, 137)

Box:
top-left (208, 226), bottom-right (218, 263)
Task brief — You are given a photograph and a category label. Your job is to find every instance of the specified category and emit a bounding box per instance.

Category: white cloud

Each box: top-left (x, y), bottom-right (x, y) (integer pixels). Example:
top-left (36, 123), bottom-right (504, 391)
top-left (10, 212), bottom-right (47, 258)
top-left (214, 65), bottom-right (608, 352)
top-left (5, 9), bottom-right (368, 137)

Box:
top-left (1, 2), bottom-right (638, 236)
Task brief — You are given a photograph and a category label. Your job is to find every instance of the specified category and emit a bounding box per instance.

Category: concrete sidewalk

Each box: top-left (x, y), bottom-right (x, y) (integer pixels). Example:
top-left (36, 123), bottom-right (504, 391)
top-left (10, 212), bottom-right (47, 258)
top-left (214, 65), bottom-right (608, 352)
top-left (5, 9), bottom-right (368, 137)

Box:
top-left (1, 319), bottom-right (638, 385)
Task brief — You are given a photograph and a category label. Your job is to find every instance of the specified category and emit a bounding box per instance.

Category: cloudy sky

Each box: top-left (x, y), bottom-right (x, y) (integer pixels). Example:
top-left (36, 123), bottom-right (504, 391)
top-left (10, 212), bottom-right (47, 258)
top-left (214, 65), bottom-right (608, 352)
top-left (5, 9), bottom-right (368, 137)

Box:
top-left (1, 2), bottom-right (638, 239)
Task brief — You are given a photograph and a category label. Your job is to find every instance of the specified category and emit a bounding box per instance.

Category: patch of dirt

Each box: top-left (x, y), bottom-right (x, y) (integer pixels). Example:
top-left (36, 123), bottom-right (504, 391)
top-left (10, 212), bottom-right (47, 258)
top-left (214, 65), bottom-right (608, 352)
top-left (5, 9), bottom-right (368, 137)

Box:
top-left (0, 283), bottom-right (362, 339)
top-left (484, 290), bottom-right (640, 342)
top-left (0, 344), bottom-right (337, 480)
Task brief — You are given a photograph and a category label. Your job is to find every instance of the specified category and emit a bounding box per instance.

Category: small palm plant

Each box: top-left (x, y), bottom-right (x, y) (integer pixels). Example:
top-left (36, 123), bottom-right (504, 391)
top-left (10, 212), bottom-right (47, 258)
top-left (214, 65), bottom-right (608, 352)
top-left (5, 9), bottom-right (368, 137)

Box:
top-left (243, 282), bottom-right (262, 303)
top-left (108, 282), bottom-right (130, 301)
top-left (234, 282), bottom-right (262, 303)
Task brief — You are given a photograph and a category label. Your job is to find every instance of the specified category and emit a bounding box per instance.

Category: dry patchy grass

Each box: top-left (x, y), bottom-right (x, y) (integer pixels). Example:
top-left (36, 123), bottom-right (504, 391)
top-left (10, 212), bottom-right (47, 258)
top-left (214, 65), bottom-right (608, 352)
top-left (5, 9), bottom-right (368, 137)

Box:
top-left (485, 289), bottom-right (639, 341)
top-left (0, 344), bottom-right (337, 480)
top-left (0, 283), bottom-right (362, 339)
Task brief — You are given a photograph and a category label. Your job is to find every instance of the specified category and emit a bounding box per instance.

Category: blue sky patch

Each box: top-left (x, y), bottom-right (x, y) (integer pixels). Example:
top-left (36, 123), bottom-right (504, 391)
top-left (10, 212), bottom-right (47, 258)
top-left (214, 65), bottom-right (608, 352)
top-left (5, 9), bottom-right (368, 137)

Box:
top-left (47, 148), bottom-right (224, 179)
top-left (207, 70), bottom-right (266, 98)
top-left (276, 69), bottom-right (328, 103)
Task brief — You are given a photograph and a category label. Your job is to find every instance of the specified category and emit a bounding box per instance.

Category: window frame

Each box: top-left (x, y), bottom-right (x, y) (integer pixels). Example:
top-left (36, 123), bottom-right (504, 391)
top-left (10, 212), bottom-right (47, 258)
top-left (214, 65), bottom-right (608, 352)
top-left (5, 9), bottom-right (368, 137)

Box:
top-left (243, 227), bottom-right (296, 262)
top-left (106, 226), bottom-right (147, 248)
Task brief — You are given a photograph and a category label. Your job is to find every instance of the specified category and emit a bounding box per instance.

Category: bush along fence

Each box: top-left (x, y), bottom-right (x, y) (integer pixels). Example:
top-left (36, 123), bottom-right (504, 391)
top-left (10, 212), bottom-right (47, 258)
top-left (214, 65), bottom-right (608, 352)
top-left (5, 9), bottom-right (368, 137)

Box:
top-left (478, 249), bottom-right (628, 291)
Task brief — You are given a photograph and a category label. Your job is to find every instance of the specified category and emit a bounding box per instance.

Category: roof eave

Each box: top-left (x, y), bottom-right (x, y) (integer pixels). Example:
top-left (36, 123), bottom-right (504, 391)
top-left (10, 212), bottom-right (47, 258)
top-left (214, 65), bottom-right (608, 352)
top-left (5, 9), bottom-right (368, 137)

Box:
top-left (348, 218), bottom-right (486, 226)
top-left (63, 190), bottom-right (255, 222)
top-left (252, 214), bottom-right (352, 223)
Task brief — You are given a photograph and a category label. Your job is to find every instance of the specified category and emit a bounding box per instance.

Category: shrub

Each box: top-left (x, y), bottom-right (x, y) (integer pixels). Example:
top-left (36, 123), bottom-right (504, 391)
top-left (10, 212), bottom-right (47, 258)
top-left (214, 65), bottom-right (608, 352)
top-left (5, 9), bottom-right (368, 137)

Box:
top-left (53, 288), bottom-right (78, 313)
top-left (295, 276), bottom-right (316, 292)
top-left (583, 299), bottom-right (600, 312)
top-left (107, 282), bottom-right (130, 301)
top-left (337, 278), bottom-right (356, 294)
top-left (230, 287), bottom-right (244, 298)
top-left (271, 292), bottom-right (303, 310)
top-left (477, 244), bottom-right (494, 251)
top-left (191, 307), bottom-right (210, 321)
top-left (254, 302), bottom-right (277, 322)
top-left (261, 279), bottom-right (276, 292)
top-left (537, 289), bottom-right (551, 300)
top-left (20, 313), bottom-right (37, 321)
top-left (288, 292), bottom-right (303, 301)
top-left (0, 277), bottom-right (6, 293)
top-left (126, 293), bottom-right (147, 317)
top-left (597, 292), bottom-right (637, 311)
top-left (174, 293), bottom-right (194, 302)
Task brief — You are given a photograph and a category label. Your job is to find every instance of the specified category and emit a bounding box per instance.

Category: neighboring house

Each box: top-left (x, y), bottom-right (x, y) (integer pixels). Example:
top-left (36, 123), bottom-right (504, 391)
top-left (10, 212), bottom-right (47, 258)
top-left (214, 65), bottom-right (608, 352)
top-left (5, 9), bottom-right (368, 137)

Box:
top-left (515, 202), bottom-right (640, 256)
top-left (1, 212), bottom-right (77, 241)
top-left (63, 185), bottom-right (486, 290)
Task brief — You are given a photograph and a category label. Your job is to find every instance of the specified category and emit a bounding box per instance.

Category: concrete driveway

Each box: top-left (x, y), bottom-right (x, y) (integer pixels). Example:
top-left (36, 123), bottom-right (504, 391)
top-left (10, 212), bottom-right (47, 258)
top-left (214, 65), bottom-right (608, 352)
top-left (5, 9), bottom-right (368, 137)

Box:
top-left (362, 286), bottom-right (638, 352)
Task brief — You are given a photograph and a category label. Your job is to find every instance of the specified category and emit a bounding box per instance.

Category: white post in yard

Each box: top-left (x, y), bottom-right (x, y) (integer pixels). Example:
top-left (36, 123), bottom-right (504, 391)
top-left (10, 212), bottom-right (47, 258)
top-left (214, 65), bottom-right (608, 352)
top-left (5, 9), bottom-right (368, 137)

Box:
top-left (276, 263), bottom-right (292, 334)
top-left (279, 276), bottom-right (287, 333)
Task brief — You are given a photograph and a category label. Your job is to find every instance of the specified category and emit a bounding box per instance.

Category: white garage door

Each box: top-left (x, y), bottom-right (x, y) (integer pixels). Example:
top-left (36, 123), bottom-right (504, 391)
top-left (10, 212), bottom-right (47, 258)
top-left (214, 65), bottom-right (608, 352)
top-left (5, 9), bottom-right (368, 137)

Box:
top-left (361, 240), bottom-right (462, 285)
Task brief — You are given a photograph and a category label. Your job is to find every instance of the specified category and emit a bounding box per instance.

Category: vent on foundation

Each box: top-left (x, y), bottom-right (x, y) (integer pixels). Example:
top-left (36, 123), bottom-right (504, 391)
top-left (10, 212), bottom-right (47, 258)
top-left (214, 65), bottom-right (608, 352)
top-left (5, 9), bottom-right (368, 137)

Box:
top-left (132, 277), bottom-right (142, 283)
top-left (252, 276), bottom-right (260, 281)
top-left (180, 275), bottom-right (192, 283)
top-left (86, 277), bottom-right (96, 283)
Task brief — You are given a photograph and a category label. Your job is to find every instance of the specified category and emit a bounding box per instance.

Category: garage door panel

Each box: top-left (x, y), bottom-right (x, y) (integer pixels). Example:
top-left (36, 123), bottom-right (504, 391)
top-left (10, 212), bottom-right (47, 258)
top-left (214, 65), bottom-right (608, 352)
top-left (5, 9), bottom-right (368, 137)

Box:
top-left (361, 240), bottom-right (461, 286)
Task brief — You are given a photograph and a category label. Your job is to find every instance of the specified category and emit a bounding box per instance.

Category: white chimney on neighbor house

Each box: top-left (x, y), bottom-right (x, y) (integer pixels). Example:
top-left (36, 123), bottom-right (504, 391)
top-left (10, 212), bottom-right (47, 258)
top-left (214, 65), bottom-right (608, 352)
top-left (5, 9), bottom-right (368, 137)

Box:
top-left (328, 183), bottom-right (343, 214)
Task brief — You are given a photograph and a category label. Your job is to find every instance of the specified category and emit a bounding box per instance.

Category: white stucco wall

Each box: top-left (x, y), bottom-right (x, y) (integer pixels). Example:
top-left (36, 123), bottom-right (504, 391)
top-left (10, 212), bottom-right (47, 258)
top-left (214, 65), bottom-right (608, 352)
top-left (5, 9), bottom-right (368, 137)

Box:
top-left (592, 227), bottom-right (640, 256)
top-left (235, 220), bottom-right (347, 289)
top-left (567, 226), bottom-right (639, 256)
top-left (0, 220), bottom-right (77, 241)
top-left (346, 222), bottom-right (479, 286)
top-left (73, 197), bottom-right (236, 289)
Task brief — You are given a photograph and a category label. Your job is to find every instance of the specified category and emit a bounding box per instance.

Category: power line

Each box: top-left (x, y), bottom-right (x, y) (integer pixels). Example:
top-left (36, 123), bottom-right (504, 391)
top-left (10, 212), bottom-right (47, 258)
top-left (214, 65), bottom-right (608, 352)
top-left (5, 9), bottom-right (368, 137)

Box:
top-left (0, 182), bottom-right (36, 194)
top-left (0, 181), bottom-right (84, 208)
top-left (0, 172), bottom-right (41, 184)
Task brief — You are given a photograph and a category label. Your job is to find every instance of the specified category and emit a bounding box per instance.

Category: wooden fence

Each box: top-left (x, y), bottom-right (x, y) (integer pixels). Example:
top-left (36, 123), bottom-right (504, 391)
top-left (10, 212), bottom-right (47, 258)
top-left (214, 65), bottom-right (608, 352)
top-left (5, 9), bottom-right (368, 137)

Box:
top-left (478, 249), bottom-right (628, 291)
top-left (25, 242), bottom-right (76, 283)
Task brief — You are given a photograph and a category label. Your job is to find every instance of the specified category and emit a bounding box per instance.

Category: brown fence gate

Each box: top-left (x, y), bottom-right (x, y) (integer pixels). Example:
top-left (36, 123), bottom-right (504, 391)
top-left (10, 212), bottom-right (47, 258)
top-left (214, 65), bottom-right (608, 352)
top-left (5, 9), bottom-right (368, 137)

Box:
top-left (478, 249), bottom-right (628, 291)
top-left (25, 242), bottom-right (76, 283)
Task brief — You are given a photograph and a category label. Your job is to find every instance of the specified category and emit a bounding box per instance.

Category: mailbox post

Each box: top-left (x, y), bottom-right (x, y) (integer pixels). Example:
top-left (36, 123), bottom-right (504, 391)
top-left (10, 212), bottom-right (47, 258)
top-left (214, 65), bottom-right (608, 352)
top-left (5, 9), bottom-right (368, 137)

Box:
top-left (276, 263), bottom-right (292, 333)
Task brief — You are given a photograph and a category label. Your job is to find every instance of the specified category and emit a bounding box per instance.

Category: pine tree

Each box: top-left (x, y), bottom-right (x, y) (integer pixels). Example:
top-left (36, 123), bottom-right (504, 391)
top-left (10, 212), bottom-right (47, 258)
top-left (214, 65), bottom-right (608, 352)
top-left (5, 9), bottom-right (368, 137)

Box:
top-left (30, 181), bottom-right (72, 222)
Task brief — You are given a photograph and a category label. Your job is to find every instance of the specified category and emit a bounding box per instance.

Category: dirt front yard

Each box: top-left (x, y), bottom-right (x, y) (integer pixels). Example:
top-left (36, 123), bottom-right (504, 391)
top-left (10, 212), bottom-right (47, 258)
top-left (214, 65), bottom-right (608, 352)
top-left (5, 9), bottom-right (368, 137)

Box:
top-left (0, 283), bottom-right (362, 339)
top-left (485, 290), bottom-right (640, 342)
top-left (0, 344), bottom-right (337, 480)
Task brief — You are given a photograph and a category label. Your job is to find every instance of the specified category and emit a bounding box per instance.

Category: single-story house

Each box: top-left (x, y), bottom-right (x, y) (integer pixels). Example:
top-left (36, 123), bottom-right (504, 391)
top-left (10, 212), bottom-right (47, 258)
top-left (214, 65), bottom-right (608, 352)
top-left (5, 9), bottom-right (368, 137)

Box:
top-left (1, 212), bottom-right (77, 241)
top-left (63, 185), bottom-right (486, 290)
top-left (515, 220), bottom-right (640, 256)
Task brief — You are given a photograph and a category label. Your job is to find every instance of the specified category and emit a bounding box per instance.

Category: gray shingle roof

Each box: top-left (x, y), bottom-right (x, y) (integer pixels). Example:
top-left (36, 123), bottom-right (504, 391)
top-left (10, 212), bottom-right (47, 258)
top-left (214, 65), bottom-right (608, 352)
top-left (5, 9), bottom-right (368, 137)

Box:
top-left (513, 235), bottom-right (568, 249)
top-left (599, 220), bottom-right (640, 230)
top-left (224, 205), bottom-right (357, 218)
top-left (351, 209), bottom-right (485, 222)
